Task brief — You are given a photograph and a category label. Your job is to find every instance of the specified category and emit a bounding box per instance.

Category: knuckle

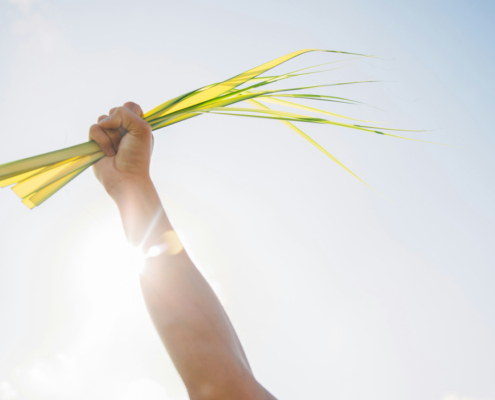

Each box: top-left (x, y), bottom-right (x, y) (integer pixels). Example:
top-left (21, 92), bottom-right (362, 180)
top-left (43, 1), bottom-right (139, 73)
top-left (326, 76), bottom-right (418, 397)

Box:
top-left (123, 101), bottom-right (137, 109)
top-left (124, 101), bottom-right (143, 117)
top-left (89, 123), bottom-right (100, 133)
top-left (114, 106), bottom-right (129, 119)
top-left (89, 124), bottom-right (101, 139)
top-left (110, 106), bottom-right (123, 118)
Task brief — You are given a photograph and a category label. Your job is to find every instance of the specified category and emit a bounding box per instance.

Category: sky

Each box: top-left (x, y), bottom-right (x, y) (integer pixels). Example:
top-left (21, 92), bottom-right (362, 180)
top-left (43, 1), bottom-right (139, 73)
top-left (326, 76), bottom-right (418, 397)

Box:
top-left (0, 0), bottom-right (494, 399)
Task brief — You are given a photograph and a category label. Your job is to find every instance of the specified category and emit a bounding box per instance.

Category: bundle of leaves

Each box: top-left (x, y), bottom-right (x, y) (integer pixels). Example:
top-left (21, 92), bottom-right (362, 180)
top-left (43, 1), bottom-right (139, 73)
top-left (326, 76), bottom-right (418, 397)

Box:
top-left (0, 49), bottom-right (429, 209)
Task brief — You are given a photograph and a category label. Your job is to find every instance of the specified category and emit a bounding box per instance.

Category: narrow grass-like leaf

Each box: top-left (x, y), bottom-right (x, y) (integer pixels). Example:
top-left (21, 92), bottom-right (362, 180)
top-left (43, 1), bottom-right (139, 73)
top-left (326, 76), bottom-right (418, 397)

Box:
top-left (1, 167), bottom-right (46, 188)
top-left (204, 106), bottom-right (439, 143)
top-left (246, 99), bottom-right (378, 192)
top-left (146, 81), bottom-right (378, 130)
top-left (0, 156), bottom-right (84, 187)
top-left (264, 93), bottom-right (365, 105)
top-left (12, 152), bottom-right (104, 199)
top-left (145, 49), bottom-right (370, 119)
top-left (252, 95), bottom-right (382, 123)
top-left (22, 164), bottom-right (92, 209)
top-left (0, 141), bottom-right (101, 180)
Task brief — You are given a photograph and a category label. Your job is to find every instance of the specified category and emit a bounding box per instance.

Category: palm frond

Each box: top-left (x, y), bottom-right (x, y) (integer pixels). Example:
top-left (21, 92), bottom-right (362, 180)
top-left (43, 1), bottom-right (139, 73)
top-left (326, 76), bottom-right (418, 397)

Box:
top-left (0, 49), bottom-right (432, 208)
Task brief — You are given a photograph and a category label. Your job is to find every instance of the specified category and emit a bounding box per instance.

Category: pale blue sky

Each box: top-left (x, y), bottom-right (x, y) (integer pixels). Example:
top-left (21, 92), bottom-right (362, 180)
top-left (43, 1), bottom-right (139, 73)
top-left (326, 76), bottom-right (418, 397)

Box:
top-left (0, 1), bottom-right (494, 399)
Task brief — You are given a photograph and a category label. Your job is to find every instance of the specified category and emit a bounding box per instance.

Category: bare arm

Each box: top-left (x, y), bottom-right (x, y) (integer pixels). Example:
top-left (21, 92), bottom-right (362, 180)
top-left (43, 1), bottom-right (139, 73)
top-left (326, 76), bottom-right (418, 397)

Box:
top-left (90, 102), bottom-right (276, 400)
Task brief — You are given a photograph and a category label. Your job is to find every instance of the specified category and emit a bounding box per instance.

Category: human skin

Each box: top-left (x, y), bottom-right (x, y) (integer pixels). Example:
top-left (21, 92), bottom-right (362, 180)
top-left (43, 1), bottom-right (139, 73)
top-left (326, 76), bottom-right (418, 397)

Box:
top-left (89, 102), bottom-right (276, 400)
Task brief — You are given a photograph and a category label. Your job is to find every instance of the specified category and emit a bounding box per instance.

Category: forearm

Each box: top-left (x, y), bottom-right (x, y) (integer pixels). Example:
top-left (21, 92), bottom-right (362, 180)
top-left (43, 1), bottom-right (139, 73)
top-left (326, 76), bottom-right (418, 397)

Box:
top-left (111, 179), bottom-right (264, 398)
top-left (142, 253), bottom-right (257, 398)
top-left (109, 177), bottom-right (170, 249)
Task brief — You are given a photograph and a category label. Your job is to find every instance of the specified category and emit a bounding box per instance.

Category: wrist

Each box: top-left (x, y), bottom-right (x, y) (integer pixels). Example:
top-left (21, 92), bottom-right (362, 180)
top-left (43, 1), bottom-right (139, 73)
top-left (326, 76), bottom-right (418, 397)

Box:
top-left (108, 175), bottom-right (172, 249)
top-left (107, 174), bottom-right (154, 205)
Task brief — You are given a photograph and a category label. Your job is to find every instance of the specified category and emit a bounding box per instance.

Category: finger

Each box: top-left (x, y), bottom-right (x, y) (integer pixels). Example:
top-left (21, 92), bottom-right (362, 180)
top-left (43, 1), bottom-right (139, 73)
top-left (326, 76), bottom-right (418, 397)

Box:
top-left (106, 108), bottom-right (127, 137)
top-left (101, 126), bottom-right (122, 152)
top-left (97, 116), bottom-right (121, 151)
top-left (107, 108), bottom-right (126, 135)
top-left (89, 124), bottom-right (115, 156)
top-left (123, 101), bottom-right (144, 118)
top-left (99, 106), bottom-right (151, 138)
top-left (151, 133), bottom-right (155, 156)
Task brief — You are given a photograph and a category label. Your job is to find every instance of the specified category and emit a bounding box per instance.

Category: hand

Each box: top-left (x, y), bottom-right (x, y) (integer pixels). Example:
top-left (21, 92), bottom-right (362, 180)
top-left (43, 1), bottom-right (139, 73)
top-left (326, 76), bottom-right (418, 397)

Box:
top-left (89, 102), bottom-right (153, 199)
